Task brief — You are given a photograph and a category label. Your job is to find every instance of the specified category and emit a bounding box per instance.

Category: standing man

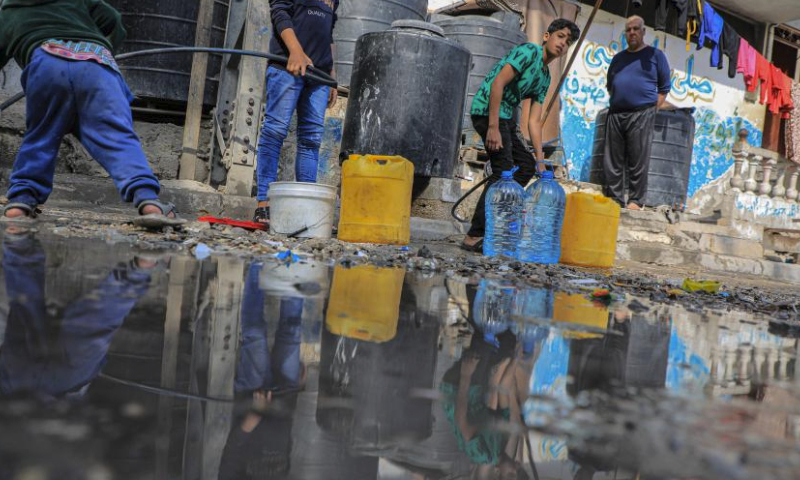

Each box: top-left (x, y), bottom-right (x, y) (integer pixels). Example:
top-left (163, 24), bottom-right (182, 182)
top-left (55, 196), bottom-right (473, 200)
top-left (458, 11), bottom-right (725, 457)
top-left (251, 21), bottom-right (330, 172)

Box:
top-left (604, 15), bottom-right (671, 210)
top-left (462, 19), bottom-right (580, 252)
top-left (253, 0), bottom-right (339, 226)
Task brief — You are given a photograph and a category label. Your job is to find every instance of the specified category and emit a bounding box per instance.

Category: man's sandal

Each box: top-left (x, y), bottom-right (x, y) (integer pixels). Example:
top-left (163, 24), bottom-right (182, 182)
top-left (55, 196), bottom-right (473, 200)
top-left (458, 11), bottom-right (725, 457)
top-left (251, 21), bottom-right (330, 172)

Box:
top-left (0, 203), bottom-right (39, 223)
top-left (133, 200), bottom-right (187, 230)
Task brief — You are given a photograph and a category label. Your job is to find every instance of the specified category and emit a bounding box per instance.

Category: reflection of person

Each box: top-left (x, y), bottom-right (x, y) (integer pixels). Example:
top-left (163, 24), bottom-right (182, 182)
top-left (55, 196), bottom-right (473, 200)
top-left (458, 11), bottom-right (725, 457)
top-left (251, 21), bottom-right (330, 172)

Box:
top-left (603, 15), bottom-right (672, 210)
top-left (219, 263), bottom-right (307, 480)
top-left (0, 232), bottom-right (153, 399)
top-left (462, 19), bottom-right (580, 252)
top-left (441, 284), bottom-right (530, 480)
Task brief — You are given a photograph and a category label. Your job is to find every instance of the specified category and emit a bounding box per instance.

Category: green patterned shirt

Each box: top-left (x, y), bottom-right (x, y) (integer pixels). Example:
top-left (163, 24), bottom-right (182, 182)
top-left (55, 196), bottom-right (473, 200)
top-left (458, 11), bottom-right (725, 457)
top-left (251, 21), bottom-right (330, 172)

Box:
top-left (470, 43), bottom-right (551, 120)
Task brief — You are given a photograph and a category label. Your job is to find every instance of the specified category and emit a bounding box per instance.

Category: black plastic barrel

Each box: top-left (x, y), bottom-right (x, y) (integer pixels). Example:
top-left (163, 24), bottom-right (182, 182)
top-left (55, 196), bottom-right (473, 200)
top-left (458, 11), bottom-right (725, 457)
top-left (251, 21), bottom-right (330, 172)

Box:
top-left (107, 0), bottom-right (228, 106)
top-left (589, 108), bottom-right (696, 208)
top-left (340, 21), bottom-right (471, 178)
top-left (333, 0), bottom-right (429, 88)
top-left (432, 12), bottom-right (526, 148)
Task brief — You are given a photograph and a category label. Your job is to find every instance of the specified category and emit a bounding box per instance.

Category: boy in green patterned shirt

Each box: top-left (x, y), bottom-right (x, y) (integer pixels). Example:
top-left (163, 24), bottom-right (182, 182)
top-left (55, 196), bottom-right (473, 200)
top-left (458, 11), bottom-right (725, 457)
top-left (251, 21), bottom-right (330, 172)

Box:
top-left (463, 18), bottom-right (580, 252)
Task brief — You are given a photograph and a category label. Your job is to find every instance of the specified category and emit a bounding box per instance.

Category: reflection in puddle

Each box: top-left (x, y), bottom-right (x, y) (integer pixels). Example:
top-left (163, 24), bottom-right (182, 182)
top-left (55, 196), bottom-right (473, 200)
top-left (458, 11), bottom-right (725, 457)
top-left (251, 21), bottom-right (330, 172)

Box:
top-left (0, 231), bottom-right (797, 479)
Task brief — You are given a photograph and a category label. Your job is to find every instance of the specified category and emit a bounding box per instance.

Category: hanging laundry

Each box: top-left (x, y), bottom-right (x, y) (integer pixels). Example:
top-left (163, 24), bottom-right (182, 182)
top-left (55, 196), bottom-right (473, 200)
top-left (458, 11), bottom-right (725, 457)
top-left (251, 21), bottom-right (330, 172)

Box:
top-left (697, 1), bottom-right (724, 69)
top-left (772, 68), bottom-right (794, 119)
top-left (721, 24), bottom-right (740, 79)
top-left (685, 0), bottom-right (703, 51)
top-left (781, 74), bottom-right (795, 120)
top-left (768, 64), bottom-right (783, 115)
top-left (655, 0), bottom-right (689, 37)
top-left (754, 53), bottom-right (772, 104)
top-left (786, 81), bottom-right (800, 164)
top-left (737, 39), bottom-right (756, 91)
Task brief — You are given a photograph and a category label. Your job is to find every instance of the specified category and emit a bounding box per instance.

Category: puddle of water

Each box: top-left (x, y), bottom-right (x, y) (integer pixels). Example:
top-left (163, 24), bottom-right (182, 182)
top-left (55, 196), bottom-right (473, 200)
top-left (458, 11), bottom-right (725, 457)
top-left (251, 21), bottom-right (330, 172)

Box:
top-left (0, 230), bottom-right (798, 480)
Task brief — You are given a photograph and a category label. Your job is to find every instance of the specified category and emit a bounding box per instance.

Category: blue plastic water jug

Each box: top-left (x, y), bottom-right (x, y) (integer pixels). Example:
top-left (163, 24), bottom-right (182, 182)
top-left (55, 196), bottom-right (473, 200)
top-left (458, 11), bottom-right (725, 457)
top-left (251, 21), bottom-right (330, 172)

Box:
top-left (518, 171), bottom-right (566, 264)
top-left (484, 169), bottom-right (524, 257)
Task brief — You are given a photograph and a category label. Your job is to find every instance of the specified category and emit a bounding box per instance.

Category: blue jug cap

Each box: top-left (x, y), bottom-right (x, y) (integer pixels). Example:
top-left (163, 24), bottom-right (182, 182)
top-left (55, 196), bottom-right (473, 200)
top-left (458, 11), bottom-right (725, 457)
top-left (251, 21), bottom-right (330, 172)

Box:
top-left (540, 170), bottom-right (554, 179)
top-left (500, 166), bottom-right (519, 179)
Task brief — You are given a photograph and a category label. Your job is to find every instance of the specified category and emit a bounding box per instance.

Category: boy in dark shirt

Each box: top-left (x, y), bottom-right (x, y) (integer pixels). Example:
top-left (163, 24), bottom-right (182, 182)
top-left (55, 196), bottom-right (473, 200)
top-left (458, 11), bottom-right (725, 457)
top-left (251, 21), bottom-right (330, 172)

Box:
top-left (253, 0), bottom-right (339, 225)
top-left (0, 0), bottom-right (183, 227)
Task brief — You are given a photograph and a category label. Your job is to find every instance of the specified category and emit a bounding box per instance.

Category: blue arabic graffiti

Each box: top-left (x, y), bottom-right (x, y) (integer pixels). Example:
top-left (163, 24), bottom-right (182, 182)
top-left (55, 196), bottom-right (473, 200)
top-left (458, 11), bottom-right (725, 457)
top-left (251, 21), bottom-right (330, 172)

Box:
top-left (671, 55), bottom-right (715, 102)
top-left (689, 107), bottom-right (761, 197)
top-left (734, 194), bottom-right (800, 218)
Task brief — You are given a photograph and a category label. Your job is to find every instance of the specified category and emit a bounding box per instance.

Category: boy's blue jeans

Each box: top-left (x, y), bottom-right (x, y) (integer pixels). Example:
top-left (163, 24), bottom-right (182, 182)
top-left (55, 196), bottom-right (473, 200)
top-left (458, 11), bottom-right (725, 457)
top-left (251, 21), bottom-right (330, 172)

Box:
top-left (256, 66), bottom-right (329, 202)
top-left (7, 49), bottom-right (161, 208)
top-left (235, 263), bottom-right (303, 393)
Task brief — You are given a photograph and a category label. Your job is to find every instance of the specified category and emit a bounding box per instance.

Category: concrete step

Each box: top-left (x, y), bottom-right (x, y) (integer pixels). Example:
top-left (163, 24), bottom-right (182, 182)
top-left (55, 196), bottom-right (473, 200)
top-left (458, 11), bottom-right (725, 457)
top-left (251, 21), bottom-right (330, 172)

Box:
top-left (616, 241), bottom-right (702, 268)
top-left (617, 239), bottom-right (800, 285)
top-left (698, 234), bottom-right (764, 259)
top-left (619, 209), bottom-right (669, 233)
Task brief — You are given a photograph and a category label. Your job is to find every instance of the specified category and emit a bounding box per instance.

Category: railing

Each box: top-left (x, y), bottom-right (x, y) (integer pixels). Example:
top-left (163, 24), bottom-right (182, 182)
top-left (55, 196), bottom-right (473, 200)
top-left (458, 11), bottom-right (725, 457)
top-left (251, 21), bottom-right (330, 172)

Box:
top-left (731, 142), bottom-right (799, 202)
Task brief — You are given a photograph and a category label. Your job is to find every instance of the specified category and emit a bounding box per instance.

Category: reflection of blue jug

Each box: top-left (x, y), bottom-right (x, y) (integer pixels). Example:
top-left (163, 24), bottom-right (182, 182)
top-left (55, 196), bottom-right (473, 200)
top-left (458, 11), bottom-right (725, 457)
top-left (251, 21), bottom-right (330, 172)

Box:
top-left (511, 288), bottom-right (553, 356)
top-left (519, 323), bottom-right (550, 357)
top-left (512, 287), bottom-right (554, 320)
top-left (473, 279), bottom-right (515, 346)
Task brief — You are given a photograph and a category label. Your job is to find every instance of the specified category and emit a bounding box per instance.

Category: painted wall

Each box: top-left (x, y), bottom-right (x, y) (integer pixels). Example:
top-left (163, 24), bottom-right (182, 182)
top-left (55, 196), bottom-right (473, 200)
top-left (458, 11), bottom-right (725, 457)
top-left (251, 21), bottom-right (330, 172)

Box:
top-left (560, 9), bottom-right (766, 201)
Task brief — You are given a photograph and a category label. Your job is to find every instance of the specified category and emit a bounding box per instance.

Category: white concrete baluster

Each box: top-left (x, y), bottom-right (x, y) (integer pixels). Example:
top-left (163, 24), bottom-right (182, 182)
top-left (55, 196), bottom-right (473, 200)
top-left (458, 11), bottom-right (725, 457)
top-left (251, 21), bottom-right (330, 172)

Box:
top-left (736, 347), bottom-right (750, 385)
top-left (752, 348), bottom-right (766, 384)
top-left (730, 148), bottom-right (748, 192)
top-left (777, 354), bottom-right (790, 381)
top-left (724, 349), bottom-right (737, 387)
top-left (765, 348), bottom-right (778, 381)
top-left (760, 156), bottom-right (777, 197)
top-left (773, 169), bottom-right (787, 199)
top-left (710, 348), bottom-right (722, 386)
top-left (745, 155), bottom-right (761, 193)
top-left (786, 166), bottom-right (800, 202)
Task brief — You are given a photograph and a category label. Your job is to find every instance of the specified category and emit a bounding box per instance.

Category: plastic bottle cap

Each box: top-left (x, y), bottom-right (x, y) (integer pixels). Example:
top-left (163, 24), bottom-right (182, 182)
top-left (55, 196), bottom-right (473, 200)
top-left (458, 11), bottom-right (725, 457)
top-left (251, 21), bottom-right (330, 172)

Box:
top-left (540, 170), bottom-right (554, 179)
top-left (501, 166), bottom-right (519, 179)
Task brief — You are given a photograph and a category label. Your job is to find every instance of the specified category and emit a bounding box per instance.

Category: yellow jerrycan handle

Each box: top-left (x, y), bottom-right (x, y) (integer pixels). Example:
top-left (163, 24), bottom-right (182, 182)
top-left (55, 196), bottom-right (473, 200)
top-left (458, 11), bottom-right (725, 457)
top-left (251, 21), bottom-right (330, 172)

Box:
top-left (347, 154), bottom-right (408, 166)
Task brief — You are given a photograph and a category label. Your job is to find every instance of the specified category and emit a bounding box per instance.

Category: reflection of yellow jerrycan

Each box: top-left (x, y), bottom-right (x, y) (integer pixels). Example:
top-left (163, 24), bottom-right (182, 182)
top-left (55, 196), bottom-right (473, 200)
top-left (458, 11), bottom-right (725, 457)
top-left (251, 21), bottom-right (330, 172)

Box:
top-left (325, 265), bottom-right (405, 343)
top-left (553, 293), bottom-right (609, 339)
top-left (338, 155), bottom-right (414, 245)
top-left (560, 192), bottom-right (621, 268)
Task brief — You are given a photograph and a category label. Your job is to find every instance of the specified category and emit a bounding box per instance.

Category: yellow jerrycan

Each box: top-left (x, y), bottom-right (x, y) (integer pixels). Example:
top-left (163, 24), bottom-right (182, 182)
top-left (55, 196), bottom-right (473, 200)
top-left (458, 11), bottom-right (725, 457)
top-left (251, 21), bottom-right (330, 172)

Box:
top-left (560, 192), bottom-right (621, 268)
top-left (338, 155), bottom-right (414, 245)
top-left (552, 292), bottom-right (610, 340)
top-left (325, 265), bottom-right (405, 343)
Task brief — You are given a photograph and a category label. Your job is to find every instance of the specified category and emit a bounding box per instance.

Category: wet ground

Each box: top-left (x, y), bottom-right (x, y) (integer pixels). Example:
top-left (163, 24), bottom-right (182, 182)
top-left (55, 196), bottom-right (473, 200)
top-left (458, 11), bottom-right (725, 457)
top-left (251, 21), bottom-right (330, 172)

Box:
top-left (0, 227), bottom-right (798, 480)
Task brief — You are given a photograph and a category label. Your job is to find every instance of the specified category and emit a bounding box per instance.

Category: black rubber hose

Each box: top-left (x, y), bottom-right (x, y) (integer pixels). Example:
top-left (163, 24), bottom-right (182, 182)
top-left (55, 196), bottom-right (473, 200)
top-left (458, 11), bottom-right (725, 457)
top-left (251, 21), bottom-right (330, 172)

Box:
top-left (98, 372), bottom-right (302, 403)
top-left (0, 46), bottom-right (337, 113)
top-left (451, 176), bottom-right (490, 223)
top-left (115, 47), bottom-right (337, 87)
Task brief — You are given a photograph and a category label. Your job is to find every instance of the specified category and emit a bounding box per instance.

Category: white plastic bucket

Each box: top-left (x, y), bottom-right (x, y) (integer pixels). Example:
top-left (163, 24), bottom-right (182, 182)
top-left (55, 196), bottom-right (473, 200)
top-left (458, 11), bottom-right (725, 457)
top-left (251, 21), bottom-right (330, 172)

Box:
top-left (269, 182), bottom-right (337, 238)
top-left (259, 260), bottom-right (330, 299)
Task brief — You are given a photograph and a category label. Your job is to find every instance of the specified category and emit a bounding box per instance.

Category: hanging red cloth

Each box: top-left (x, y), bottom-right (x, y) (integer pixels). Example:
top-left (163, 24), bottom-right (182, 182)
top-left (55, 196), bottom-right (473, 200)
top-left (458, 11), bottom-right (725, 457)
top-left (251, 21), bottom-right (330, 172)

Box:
top-left (754, 54), bottom-right (772, 104)
top-left (779, 72), bottom-right (794, 120)
top-left (737, 38), bottom-right (757, 91)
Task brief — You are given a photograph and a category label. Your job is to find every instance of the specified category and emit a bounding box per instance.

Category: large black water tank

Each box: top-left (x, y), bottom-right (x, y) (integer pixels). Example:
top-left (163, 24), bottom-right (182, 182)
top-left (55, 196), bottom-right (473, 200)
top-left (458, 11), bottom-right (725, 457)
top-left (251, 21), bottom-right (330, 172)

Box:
top-left (333, 0), bottom-right (429, 88)
top-left (316, 284), bottom-right (439, 448)
top-left (340, 21), bottom-right (471, 178)
top-left (589, 108), bottom-right (696, 208)
top-left (107, 0), bottom-right (228, 106)
top-left (432, 12), bottom-right (526, 148)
